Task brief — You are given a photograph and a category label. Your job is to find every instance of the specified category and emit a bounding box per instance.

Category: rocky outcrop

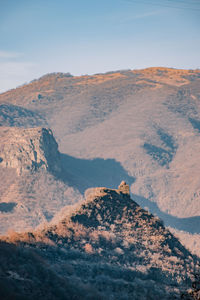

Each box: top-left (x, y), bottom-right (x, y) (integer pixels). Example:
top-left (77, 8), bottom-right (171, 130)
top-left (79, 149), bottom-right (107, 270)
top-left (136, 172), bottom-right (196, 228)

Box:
top-left (0, 127), bottom-right (61, 175)
top-left (118, 180), bottom-right (130, 195)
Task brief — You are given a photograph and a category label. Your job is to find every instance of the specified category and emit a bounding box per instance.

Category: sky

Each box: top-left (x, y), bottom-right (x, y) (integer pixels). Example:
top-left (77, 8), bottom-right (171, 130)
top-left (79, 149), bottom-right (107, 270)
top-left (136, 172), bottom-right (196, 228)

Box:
top-left (0, 0), bottom-right (200, 92)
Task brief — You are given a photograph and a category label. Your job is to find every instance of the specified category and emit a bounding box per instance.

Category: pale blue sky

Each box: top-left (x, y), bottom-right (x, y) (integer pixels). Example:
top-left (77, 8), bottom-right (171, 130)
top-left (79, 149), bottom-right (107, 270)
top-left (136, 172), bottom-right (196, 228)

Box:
top-left (0, 0), bottom-right (199, 92)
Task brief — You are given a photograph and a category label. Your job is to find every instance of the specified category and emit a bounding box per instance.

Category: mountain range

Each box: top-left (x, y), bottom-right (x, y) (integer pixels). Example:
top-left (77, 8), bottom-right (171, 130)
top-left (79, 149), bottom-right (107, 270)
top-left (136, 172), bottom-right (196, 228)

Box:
top-left (1, 67), bottom-right (200, 299)
top-left (0, 67), bottom-right (200, 256)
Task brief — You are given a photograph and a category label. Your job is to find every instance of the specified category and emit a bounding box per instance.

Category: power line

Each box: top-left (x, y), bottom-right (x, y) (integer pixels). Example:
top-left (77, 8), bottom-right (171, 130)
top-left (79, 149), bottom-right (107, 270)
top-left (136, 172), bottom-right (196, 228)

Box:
top-left (122, 0), bottom-right (200, 11)
top-left (165, 0), bottom-right (200, 7)
top-left (123, 0), bottom-right (200, 10)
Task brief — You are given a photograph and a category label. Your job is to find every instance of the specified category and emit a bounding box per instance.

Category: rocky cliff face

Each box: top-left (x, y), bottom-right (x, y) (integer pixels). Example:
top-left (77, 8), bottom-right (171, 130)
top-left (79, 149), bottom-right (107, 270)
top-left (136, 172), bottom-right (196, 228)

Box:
top-left (0, 127), bottom-right (61, 175)
top-left (0, 126), bottom-right (82, 235)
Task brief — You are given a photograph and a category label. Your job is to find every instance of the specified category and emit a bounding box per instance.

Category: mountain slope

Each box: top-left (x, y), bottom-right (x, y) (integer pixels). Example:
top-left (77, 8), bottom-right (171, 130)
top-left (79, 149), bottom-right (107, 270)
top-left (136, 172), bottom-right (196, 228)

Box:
top-left (1, 67), bottom-right (200, 253)
top-left (0, 183), bottom-right (198, 299)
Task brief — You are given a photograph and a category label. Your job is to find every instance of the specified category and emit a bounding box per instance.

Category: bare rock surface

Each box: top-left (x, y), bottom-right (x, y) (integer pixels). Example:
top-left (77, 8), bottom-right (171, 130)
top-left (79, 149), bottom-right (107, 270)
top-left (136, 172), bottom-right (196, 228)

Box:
top-left (0, 127), bottom-right (61, 175)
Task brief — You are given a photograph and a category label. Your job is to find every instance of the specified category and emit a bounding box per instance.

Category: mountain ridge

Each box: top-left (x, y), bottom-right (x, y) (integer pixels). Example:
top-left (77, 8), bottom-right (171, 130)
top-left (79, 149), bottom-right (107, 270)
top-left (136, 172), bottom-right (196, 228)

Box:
top-left (0, 67), bottom-right (199, 96)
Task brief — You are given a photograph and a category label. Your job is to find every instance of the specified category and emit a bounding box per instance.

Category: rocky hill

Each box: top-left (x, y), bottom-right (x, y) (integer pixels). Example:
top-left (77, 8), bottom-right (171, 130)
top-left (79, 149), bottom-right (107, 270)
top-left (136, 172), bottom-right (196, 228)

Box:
top-left (0, 126), bottom-right (81, 234)
top-left (0, 67), bottom-right (200, 254)
top-left (0, 182), bottom-right (199, 300)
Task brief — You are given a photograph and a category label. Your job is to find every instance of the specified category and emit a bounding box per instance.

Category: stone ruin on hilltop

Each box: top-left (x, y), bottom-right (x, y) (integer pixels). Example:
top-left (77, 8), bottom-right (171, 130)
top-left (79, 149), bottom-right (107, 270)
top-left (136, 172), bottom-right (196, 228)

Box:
top-left (118, 180), bottom-right (130, 195)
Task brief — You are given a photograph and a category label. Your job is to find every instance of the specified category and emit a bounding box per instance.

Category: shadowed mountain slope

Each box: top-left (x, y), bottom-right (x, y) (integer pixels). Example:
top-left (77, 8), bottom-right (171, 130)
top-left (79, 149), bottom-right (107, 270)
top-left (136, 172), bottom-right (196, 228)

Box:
top-left (0, 103), bottom-right (46, 128)
top-left (0, 183), bottom-right (199, 299)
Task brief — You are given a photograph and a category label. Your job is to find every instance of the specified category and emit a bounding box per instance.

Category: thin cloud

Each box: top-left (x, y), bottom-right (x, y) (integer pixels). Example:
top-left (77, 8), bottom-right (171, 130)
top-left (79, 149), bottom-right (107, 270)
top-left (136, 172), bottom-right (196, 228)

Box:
top-left (130, 10), bottom-right (162, 19)
top-left (0, 61), bottom-right (37, 93)
top-left (0, 50), bottom-right (23, 59)
top-left (0, 50), bottom-right (38, 92)
top-left (106, 9), bottom-right (162, 24)
top-left (119, 10), bottom-right (162, 23)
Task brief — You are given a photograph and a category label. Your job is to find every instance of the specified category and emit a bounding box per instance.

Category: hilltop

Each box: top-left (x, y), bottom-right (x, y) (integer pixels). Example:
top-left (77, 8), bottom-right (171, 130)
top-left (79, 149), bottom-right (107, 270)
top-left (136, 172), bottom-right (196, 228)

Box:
top-left (0, 182), bottom-right (199, 299)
